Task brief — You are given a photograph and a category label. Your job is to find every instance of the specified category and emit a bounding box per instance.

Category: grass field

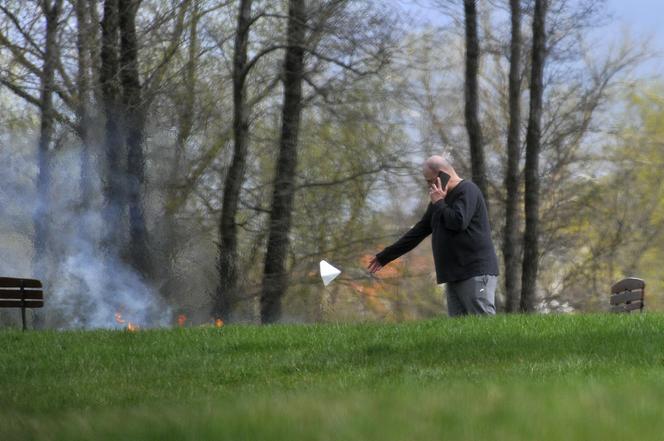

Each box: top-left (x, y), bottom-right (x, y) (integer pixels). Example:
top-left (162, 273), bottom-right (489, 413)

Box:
top-left (2, 313), bottom-right (664, 440)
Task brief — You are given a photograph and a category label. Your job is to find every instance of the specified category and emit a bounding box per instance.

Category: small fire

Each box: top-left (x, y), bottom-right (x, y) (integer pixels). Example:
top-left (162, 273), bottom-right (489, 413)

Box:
top-left (177, 314), bottom-right (187, 327)
top-left (215, 318), bottom-right (224, 328)
top-left (115, 311), bottom-right (138, 331)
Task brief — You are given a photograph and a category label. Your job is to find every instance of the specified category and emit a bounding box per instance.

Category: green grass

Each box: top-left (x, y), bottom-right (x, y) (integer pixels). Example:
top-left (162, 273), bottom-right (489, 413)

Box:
top-left (2, 313), bottom-right (664, 440)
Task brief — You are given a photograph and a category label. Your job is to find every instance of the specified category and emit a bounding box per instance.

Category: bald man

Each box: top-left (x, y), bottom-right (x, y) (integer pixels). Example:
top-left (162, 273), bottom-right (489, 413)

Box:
top-left (368, 154), bottom-right (499, 316)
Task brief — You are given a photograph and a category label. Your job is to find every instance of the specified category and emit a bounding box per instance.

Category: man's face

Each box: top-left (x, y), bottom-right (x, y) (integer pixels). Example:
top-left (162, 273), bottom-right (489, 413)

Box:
top-left (422, 165), bottom-right (438, 186)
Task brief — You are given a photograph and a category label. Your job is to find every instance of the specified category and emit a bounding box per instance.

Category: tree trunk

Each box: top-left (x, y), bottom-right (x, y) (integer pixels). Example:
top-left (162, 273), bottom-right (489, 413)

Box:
top-left (75, 0), bottom-right (95, 217)
top-left (119, 0), bottom-right (152, 279)
top-left (88, 0), bottom-right (105, 107)
top-left (503, 0), bottom-right (522, 313)
top-left (520, 0), bottom-right (547, 312)
top-left (161, 0), bottom-right (198, 297)
top-left (100, 0), bottom-right (125, 251)
top-left (34, 0), bottom-right (63, 279)
top-left (463, 0), bottom-right (489, 211)
top-left (260, 0), bottom-right (306, 324)
top-left (213, 0), bottom-right (253, 321)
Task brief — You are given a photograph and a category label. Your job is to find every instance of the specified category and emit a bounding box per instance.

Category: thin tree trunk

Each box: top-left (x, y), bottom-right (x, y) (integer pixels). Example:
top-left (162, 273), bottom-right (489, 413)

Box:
top-left (119, 0), bottom-right (152, 279)
top-left (214, 0), bottom-right (253, 321)
top-left (88, 0), bottom-right (104, 107)
top-left (260, 0), bottom-right (306, 324)
top-left (521, 0), bottom-right (547, 312)
top-left (75, 0), bottom-right (95, 215)
top-left (34, 0), bottom-right (63, 279)
top-left (463, 0), bottom-right (489, 211)
top-left (503, 0), bottom-right (522, 313)
top-left (174, 3), bottom-right (198, 180)
top-left (100, 0), bottom-right (125, 250)
top-left (161, 0), bottom-right (198, 296)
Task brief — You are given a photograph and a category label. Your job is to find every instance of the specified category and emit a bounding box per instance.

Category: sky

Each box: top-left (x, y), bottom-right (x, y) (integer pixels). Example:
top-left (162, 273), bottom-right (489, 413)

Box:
top-left (390, 0), bottom-right (664, 80)
top-left (604, 0), bottom-right (664, 77)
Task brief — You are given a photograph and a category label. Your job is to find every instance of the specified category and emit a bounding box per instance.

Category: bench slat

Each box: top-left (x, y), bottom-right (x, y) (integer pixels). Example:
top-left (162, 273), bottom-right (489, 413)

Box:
top-left (0, 278), bottom-right (42, 289)
top-left (610, 289), bottom-right (643, 305)
top-left (624, 301), bottom-right (644, 312)
top-left (0, 300), bottom-right (44, 308)
top-left (611, 277), bottom-right (645, 294)
top-left (0, 289), bottom-right (43, 300)
top-left (611, 301), bottom-right (644, 313)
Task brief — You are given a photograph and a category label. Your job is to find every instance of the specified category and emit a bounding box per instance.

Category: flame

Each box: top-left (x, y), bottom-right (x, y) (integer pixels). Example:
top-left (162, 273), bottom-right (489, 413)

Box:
top-left (115, 310), bottom-right (139, 331)
top-left (177, 314), bottom-right (187, 327)
top-left (215, 318), bottom-right (224, 328)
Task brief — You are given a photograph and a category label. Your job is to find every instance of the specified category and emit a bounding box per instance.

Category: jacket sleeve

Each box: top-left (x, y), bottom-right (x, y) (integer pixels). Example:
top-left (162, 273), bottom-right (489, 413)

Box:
top-left (432, 184), bottom-right (478, 231)
top-left (376, 205), bottom-right (432, 265)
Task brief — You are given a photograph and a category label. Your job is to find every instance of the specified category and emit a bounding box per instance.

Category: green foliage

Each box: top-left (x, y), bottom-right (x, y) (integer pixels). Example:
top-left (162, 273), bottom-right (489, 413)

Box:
top-left (558, 88), bottom-right (664, 309)
top-left (240, 77), bottom-right (416, 320)
top-left (3, 314), bottom-right (664, 440)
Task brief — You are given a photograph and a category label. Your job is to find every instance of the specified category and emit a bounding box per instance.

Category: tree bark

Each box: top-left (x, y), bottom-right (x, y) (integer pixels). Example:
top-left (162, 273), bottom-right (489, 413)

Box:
top-left (166, 6), bottom-right (197, 218)
top-left (34, 0), bottom-right (63, 279)
top-left (503, 0), bottom-right (522, 312)
top-left (100, 0), bottom-right (125, 250)
top-left (75, 0), bottom-right (95, 217)
top-left (160, 0), bottom-right (198, 297)
top-left (119, 0), bottom-right (152, 279)
top-left (88, 0), bottom-right (105, 107)
top-left (214, 0), bottom-right (253, 321)
top-left (463, 0), bottom-right (489, 211)
top-left (521, 0), bottom-right (547, 312)
top-left (260, 0), bottom-right (306, 324)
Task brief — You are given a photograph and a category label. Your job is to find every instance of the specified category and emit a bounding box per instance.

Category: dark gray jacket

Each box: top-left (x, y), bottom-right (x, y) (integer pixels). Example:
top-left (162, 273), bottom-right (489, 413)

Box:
top-left (376, 180), bottom-right (499, 283)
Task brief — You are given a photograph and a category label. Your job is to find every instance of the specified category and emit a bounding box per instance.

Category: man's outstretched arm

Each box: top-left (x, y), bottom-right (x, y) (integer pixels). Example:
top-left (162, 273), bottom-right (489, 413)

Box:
top-left (368, 205), bottom-right (433, 273)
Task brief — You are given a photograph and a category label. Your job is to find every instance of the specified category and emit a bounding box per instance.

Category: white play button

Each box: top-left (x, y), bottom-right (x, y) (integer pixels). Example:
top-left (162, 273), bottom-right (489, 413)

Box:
top-left (319, 260), bottom-right (341, 286)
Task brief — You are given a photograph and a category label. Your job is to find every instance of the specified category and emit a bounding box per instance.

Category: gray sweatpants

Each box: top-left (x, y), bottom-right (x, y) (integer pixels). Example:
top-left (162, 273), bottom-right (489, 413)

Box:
top-left (445, 275), bottom-right (497, 317)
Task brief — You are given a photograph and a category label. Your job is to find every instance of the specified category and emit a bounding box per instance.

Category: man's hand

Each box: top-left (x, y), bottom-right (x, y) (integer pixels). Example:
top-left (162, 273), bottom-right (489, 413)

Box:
top-left (367, 256), bottom-right (383, 274)
top-left (429, 176), bottom-right (447, 204)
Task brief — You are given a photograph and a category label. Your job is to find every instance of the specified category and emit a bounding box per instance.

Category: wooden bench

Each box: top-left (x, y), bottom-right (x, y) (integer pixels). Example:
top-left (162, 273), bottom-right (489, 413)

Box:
top-left (610, 277), bottom-right (645, 313)
top-left (0, 277), bottom-right (44, 330)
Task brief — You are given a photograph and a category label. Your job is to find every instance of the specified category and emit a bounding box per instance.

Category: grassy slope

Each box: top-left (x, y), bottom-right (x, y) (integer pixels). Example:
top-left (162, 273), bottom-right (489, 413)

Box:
top-left (1, 313), bottom-right (664, 440)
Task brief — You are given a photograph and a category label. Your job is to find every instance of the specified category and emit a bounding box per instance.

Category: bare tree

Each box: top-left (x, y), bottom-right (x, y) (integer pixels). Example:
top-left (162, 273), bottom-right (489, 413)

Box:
top-left (503, 0), bottom-right (522, 313)
top-left (260, 0), bottom-right (306, 324)
top-left (521, 0), bottom-right (547, 312)
top-left (34, 0), bottom-right (64, 279)
top-left (100, 0), bottom-right (126, 250)
top-left (119, 0), bottom-right (153, 279)
top-left (159, 0), bottom-right (200, 299)
top-left (214, 0), bottom-right (254, 321)
top-left (463, 0), bottom-right (489, 208)
top-left (75, 0), bottom-right (94, 214)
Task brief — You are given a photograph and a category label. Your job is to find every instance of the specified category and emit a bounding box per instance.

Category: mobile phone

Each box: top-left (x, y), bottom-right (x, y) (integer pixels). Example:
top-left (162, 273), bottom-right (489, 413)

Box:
top-left (437, 171), bottom-right (451, 189)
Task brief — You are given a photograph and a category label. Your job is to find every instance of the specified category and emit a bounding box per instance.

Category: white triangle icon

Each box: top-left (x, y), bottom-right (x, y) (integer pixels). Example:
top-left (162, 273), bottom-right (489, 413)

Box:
top-left (319, 260), bottom-right (341, 286)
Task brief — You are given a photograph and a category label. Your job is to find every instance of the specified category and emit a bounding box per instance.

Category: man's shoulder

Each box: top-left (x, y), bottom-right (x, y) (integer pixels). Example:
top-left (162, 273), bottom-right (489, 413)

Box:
top-left (457, 179), bottom-right (478, 193)
top-left (455, 180), bottom-right (486, 201)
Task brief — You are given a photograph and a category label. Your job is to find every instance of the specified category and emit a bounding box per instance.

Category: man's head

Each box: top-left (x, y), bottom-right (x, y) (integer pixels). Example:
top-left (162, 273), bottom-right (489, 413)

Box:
top-left (422, 153), bottom-right (457, 185)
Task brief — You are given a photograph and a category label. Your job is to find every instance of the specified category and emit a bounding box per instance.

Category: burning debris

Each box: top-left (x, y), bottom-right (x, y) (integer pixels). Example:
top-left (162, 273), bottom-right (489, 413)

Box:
top-left (114, 310), bottom-right (139, 331)
top-left (177, 314), bottom-right (187, 327)
top-left (112, 309), bottom-right (226, 330)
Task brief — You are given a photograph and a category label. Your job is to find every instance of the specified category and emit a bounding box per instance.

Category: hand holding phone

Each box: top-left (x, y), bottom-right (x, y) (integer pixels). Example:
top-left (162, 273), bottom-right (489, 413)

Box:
top-left (429, 170), bottom-right (450, 204)
top-left (437, 171), bottom-right (451, 190)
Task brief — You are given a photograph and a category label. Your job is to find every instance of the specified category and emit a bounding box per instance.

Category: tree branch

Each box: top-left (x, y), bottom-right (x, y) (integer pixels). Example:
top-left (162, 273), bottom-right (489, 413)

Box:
top-left (0, 77), bottom-right (76, 130)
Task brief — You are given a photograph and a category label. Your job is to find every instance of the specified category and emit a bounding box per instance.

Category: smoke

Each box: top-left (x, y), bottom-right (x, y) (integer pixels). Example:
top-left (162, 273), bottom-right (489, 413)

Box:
top-left (1, 131), bottom-right (170, 329)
